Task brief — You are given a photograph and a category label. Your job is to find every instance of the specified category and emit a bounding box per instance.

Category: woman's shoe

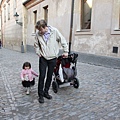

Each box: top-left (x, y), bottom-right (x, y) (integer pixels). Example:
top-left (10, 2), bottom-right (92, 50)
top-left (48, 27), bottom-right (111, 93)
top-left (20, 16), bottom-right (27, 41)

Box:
top-left (44, 93), bottom-right (52, 99)
top-left (38, 96), bottom-right (44, 103)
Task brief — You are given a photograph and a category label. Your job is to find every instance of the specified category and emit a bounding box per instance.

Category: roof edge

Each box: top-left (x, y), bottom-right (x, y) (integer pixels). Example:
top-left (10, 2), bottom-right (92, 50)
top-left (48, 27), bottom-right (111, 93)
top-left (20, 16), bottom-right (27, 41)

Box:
top-left (23, 0), bottom-right (31, 5)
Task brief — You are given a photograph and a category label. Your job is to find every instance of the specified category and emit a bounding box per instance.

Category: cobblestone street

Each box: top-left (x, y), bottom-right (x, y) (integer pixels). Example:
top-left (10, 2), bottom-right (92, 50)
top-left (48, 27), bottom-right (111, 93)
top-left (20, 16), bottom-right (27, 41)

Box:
top-left (0, 48), bottom-right (120, 120)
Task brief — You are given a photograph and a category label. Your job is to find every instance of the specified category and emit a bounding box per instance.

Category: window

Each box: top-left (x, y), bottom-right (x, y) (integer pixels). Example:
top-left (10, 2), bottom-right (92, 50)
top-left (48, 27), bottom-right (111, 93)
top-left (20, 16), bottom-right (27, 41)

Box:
top-left (33, 10), bottom-right (37, 33)
top-left (4, 6), bottom-right (6, 22)
top-left (43, 5), bottom-right (48, 23)
top-left (13, 0), bottom-right (17, 14)
top-left (111, 0), bottom-right (120, 34)
top-left (119, 5), bottom-right (120, 29)
top-left (8, 3), bottom-right (10, 20)
top-left (81, 0), bottom-right (93, 29)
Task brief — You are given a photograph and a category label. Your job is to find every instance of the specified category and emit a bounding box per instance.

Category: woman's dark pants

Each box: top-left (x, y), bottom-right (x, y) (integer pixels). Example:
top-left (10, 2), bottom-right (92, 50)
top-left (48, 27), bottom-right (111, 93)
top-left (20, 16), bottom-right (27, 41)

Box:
top-left (38, 57), bottom-right (56, 97)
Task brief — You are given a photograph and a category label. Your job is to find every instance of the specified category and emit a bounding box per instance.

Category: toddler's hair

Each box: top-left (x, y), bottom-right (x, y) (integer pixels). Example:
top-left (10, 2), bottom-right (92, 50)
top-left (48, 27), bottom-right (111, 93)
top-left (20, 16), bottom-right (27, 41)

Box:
top-left (22, 62), bottom-right (31, 69)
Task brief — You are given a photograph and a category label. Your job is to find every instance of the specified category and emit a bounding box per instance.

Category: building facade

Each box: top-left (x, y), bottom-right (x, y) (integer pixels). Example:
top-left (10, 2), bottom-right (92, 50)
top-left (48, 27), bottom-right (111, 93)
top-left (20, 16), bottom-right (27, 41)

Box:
top-left (0, 0), bottom-right (23, 51)
top-left (0, 0), bottom-right (120, 58)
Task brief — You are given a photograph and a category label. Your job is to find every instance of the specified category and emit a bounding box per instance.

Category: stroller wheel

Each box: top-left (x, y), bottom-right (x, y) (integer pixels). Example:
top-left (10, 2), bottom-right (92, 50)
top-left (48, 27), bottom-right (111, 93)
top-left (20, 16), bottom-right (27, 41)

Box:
top-left (73, 78), bottom-right (79, 88)
top-left (52, 81), bottom-right (59, 93)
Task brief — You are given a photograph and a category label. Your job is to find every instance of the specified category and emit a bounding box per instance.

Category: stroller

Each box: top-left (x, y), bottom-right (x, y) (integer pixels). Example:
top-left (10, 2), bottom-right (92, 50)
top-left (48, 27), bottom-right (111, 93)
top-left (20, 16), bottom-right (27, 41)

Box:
top-left (52, 53), bottom-right (79, 93)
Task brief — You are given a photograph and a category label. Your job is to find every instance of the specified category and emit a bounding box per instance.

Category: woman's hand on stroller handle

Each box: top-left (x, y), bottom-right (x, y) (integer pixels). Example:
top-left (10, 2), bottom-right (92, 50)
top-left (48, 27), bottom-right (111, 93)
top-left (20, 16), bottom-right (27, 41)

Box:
top-left (62, 52), bottom-right (68, 58)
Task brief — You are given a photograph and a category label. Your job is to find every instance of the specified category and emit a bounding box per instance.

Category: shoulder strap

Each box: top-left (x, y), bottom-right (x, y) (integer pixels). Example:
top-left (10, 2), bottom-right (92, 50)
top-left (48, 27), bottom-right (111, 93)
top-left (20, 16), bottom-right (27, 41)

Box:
top-left (38, 40), bottom-right (43, 53)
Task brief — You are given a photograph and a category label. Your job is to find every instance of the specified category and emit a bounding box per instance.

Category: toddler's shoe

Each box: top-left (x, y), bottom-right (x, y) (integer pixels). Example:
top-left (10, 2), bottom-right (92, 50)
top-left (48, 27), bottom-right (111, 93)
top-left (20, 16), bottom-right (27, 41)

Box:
top-left (26, 87), bottom-right (30, 95)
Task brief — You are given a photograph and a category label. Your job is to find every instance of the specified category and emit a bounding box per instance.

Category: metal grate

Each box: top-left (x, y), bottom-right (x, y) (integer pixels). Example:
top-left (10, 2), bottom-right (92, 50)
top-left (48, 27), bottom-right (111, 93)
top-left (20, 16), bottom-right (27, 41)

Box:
top-left (113, 47), bottom-right (118, 53)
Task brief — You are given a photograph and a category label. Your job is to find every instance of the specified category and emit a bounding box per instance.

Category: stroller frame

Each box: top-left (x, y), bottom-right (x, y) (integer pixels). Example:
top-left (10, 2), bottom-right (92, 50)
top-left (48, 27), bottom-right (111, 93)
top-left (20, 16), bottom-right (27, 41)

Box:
top-left (52, 53), bottom-right (79, 93)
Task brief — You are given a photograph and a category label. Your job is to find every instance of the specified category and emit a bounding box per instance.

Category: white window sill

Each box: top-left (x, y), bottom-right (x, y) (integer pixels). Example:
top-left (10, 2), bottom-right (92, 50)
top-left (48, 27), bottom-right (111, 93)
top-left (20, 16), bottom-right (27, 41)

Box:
top-left (75, 29), bottom-right (93, 35)
top-left (31, 33), bottom-right (36, 36)
top-left (114, 28), bottom-right (120, 31)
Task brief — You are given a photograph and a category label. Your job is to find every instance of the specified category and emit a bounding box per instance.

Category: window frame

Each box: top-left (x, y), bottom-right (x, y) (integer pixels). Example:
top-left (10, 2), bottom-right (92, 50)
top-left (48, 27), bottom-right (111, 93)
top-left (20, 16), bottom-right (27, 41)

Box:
top-left (7, 3), bottom-right (10, 20)
top-left (33, 10), bottom-right (37, 33)
top-left (111, 0), bottom-right (120, 34)
top-left (81, 0), bottom-right (92, 30)
top-left (4, 6), bottom-right (6, 23)
top-left (75, 0), bottom-right (93, 35)
top-left (43, 5), bottom-right (48, 23)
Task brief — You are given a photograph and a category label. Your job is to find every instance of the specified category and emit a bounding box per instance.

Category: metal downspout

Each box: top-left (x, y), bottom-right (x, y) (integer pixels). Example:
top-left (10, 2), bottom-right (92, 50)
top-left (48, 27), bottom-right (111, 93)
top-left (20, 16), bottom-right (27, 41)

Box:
top-left (69, 0), bottom-right (74, 54)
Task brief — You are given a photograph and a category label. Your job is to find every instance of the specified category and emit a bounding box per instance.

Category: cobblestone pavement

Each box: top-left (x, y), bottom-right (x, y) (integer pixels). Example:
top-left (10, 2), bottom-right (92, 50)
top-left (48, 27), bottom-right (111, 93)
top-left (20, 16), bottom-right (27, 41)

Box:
top-left (0, 48), bottom-right (120, 120)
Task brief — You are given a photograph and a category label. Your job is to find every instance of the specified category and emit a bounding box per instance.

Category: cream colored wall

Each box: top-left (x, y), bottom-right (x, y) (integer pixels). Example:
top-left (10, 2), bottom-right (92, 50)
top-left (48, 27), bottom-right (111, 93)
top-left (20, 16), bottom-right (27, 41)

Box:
top-left (1, 0), bottom-right (23, 51)
top-left (0, 15), bottom-right (1, 39)
top-left (26, 0), bottom-right (71, 46)
top-left (73, 0), bottom-right (120, 58)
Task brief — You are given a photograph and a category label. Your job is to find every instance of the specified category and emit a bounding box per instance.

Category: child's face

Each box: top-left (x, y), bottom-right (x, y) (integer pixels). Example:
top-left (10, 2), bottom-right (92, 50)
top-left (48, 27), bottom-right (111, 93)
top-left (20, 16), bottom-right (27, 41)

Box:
top-left (25, 66), bottom-right (30, 70)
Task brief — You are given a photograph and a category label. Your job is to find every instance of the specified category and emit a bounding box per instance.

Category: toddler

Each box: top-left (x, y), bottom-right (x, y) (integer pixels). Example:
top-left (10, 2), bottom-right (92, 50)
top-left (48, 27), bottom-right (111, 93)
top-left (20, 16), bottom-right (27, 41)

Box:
top-left (20, 62), bottom-right (38, 95)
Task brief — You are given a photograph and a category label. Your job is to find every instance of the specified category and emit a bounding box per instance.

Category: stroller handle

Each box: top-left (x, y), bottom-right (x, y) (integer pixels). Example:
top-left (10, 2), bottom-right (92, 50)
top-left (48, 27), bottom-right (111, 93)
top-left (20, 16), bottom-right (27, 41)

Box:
top-left (58, 53), bottom-right (78, 64)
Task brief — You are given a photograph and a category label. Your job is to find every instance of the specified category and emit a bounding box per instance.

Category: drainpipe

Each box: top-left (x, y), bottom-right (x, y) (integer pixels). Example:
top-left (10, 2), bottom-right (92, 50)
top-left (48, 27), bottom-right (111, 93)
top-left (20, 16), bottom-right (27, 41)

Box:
top-left (69, 0), bottom-right (75, 54)
top-left (21, 41), bottom-right (25, 53)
